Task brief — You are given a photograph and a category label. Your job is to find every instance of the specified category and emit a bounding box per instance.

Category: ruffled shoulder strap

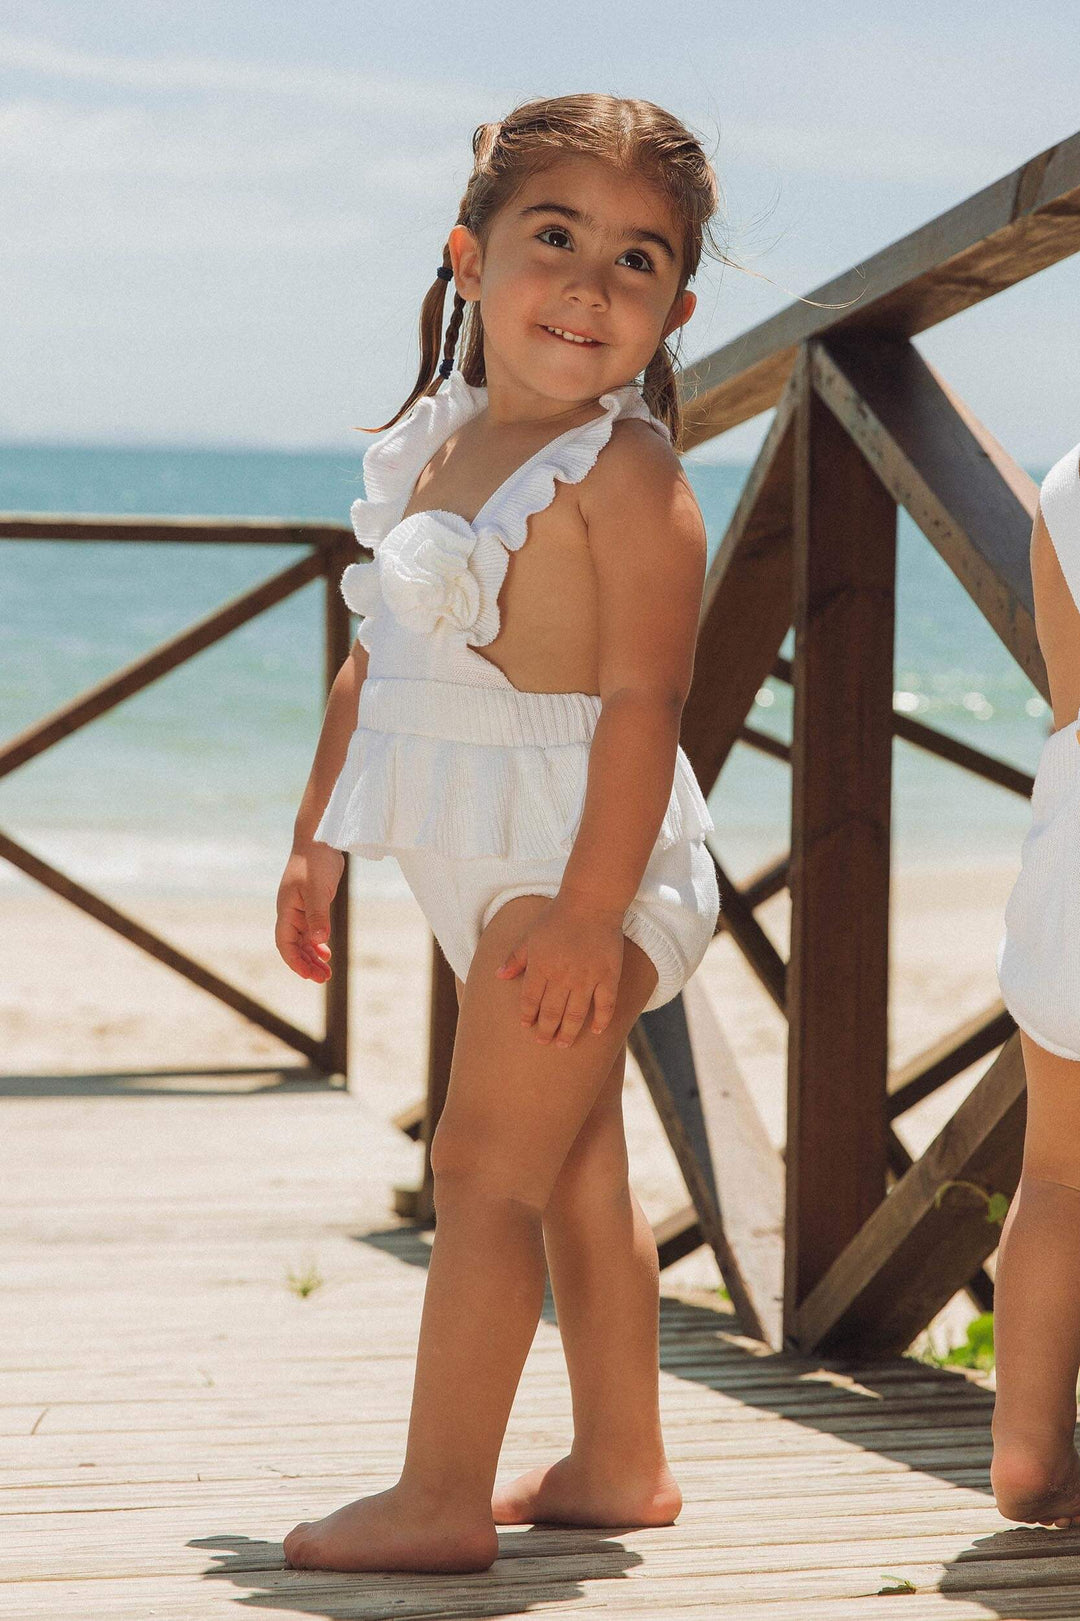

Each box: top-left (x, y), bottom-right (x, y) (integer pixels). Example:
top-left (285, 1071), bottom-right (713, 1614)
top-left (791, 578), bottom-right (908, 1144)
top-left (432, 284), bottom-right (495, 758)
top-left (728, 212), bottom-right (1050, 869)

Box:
top-left (1040, 440), bottom-right (1080, 615)
top-left (349, 369), bottom-right (487, 550)
top-left (475, 379), bottom-right (672, 555)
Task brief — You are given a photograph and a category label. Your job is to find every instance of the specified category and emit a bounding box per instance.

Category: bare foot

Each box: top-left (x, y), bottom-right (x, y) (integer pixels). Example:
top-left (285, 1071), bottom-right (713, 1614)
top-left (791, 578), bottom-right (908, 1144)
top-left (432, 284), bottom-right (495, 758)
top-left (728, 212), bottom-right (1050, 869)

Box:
top-left (991, 1438), bottom-right (1080, 1528)
top-left (491, 1451), bottom-right (682, 1528)
top-left (282, 1484), bottom-right (499, 1572)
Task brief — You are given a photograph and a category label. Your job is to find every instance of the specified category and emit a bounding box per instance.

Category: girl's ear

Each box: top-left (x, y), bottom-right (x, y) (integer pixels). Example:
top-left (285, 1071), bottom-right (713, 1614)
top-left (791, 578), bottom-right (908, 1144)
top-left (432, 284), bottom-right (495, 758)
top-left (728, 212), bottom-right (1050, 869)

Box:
top-left (663, 288), bottom-right (696, 340)
top-left (449, 223), bottom-right (484, 303)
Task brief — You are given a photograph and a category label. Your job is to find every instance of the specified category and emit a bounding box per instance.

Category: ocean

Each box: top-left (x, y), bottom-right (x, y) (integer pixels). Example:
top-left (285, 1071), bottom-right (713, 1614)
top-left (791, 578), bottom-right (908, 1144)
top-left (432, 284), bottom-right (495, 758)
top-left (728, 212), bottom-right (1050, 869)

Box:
top-left (0, 442), bottom-right (1050, 901)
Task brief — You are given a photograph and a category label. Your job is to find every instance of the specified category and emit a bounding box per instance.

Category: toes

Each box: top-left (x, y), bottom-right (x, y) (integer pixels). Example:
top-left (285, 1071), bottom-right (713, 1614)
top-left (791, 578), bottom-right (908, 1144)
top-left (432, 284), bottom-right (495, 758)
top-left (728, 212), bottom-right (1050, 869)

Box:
top-left (282, 1522), bottom-right (314, 1567)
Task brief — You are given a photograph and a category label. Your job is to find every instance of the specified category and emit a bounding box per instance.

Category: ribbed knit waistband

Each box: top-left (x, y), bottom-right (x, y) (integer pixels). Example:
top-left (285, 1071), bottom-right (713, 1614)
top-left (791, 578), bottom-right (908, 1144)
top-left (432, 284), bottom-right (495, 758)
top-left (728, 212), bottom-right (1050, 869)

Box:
top-left (358, 676), bottom-right (603, 746)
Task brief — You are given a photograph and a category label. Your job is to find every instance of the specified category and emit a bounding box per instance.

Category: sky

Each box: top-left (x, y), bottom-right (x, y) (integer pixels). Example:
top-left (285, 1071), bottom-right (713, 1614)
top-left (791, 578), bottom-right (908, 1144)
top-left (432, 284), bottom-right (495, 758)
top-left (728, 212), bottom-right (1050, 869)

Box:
top-left (2, 1), bottom-right (1078, 465)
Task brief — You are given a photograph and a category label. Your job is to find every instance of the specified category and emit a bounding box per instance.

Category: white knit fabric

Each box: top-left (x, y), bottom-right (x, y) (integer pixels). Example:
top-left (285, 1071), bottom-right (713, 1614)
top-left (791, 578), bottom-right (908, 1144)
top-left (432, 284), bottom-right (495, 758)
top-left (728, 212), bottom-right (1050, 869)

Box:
top-left (314, 367), bottom-right (717, 865)
top-left (996, 440), bottom-right (1080, 1060)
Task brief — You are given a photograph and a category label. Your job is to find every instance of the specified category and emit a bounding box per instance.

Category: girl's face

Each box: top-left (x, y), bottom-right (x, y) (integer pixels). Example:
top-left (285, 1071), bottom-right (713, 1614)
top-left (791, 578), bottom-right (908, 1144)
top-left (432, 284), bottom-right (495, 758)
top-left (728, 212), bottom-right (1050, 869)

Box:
top-left (449, 154), bottom-right (695, 408)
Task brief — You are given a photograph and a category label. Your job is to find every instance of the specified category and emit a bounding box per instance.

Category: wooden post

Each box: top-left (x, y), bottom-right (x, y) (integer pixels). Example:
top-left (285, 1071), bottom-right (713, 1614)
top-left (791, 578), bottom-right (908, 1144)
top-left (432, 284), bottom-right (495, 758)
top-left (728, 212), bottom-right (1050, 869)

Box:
top-left (784, 342), bottom-right (897, 1345)
top-left (323, 546), bottom-right (352, 1084)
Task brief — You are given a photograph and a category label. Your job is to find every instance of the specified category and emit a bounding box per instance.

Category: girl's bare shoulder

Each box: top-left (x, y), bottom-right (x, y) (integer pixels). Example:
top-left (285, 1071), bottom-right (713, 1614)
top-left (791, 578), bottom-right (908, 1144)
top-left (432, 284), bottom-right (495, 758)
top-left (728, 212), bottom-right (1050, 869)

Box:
top-left (577, 415), bottom-right (705, 547)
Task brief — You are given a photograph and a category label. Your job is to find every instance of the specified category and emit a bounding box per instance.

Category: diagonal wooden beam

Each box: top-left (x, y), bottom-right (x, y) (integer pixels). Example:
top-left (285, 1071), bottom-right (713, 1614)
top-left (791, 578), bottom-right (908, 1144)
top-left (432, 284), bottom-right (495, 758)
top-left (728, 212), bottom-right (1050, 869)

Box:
top-left (712, 855), bottom-right (787, 1012)
top-left (888, 1001), bottom-right (1016, 1119)
top-left (632, 975), bottom-right (785, 1348)
top-left (886, 1123), bottom-right (995, 1317)
top-left (795, 1032), bottom-right (1026, 1356)
top-left (677, 130), bottom-right (1080, 445)
top-left (809, 334), bottom-right (1047, 695)
top-left (680, 359), bottom-right (799, 796)
top-left (0, 827), bottom-right (326, 1067)
top-left (0, 549), bottom-right (334, 778)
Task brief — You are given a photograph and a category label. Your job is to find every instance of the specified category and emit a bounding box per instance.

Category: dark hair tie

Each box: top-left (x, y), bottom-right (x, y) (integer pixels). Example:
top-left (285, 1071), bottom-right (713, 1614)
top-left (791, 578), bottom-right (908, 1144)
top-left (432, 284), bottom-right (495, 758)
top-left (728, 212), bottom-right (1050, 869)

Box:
top-left (437, 357), bottom-right (454, 378)
top-left (435, 265), bottom-right (454, 281)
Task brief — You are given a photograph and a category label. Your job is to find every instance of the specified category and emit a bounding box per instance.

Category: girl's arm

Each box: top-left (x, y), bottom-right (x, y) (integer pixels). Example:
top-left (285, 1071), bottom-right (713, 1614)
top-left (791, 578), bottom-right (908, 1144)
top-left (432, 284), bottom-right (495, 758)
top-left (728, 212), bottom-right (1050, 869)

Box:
top-left (559, 418), bottom-right (707, 918)
top-left (275, 635), bottom-right (368, 982)
top-left (1031, 496), bottom-right (1080, 732)
top-left (291, 636), bottom-right (369, 846)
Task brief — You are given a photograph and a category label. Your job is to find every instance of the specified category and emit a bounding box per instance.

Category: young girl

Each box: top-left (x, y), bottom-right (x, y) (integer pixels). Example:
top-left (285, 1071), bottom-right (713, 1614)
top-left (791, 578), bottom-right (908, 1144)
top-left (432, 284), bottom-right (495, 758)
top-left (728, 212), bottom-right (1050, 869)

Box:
top-left (992, 440), bottom-right (1080, 1529)
top-left (274, 94), bottom-right (722, 1573)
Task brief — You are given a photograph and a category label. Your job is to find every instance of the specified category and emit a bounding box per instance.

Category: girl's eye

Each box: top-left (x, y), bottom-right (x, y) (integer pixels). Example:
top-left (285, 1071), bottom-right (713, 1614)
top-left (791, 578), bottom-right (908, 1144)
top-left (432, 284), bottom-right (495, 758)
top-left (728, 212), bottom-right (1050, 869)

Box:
top-left (534, 226), bottom-right (654, 273)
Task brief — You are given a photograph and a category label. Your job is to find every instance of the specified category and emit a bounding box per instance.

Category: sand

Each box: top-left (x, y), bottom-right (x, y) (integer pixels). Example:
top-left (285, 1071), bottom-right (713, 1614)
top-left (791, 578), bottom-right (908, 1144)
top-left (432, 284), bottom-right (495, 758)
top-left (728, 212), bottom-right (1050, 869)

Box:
top-left (2, 857), bottom-right (1021, 1349)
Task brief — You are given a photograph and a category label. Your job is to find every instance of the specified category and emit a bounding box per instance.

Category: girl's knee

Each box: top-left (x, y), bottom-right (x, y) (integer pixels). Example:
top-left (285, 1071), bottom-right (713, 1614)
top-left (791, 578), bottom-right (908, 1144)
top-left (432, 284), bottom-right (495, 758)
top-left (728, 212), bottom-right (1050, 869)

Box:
top-left (429, 1121), bottom-right (553, 1212)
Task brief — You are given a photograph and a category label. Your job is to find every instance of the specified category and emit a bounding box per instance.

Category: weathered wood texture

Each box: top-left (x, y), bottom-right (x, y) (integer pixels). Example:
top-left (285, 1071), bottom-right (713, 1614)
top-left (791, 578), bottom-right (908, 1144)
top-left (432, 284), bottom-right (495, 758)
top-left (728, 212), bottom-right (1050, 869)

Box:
top-left (797, 1035), bottom-right (1028, 1356)
top-left (785, 354), bottom-right (897, 1335)
top-left (809, 335), bottom-right (1046, 695)
top-left (7, 1072), bottom-right (1080, 1617)
top-left (633, 977), bottom-right (785, 1349)
top-left (0, 524), bottom-right (355, 1080)
top-left (677, 130), bottom-right (1080, 443)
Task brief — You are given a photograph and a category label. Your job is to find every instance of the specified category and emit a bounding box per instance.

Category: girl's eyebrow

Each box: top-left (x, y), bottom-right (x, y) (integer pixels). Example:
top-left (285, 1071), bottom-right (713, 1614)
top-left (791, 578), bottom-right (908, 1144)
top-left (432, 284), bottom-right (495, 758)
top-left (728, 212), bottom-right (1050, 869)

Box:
top-left (517, 201), bottom-right (676, 266)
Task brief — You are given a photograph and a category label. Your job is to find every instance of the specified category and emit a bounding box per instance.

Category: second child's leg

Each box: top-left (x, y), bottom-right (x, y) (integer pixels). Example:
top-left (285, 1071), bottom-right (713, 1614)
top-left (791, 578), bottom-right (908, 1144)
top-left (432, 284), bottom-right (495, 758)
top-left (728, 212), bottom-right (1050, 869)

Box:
top-left (991, 1030), bottom-right (1080, 1526)
top-left (283, 893), bottom-right (662, 1574)
top-left (491, 1040), bottom-right (683, 1527)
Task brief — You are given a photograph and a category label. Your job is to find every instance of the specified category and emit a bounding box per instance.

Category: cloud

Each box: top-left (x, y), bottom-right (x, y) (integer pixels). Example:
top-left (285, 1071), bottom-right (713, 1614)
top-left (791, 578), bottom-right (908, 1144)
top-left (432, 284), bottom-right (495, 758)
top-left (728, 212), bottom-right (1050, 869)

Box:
top-left (0, 28), bottom-right (481, 113)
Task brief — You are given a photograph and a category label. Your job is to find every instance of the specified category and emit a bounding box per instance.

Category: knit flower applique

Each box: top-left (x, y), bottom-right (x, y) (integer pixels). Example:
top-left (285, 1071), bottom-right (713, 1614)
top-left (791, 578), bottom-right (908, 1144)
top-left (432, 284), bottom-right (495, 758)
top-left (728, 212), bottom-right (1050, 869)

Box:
top-left (341, 510), bottom-right (501, 643)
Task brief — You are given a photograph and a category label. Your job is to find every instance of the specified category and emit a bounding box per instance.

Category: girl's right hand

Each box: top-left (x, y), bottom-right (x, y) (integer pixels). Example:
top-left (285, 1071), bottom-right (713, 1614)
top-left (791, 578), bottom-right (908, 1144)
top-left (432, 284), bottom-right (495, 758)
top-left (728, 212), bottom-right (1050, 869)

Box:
top-left (275, 840), bottom-right (344, 982)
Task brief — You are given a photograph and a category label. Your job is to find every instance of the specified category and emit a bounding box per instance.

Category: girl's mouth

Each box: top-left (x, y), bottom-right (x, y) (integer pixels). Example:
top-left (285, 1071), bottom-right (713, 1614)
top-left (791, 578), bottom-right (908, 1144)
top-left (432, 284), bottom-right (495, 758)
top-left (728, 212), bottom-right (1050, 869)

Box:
top-left (539, 324), bottom-right (602, 347)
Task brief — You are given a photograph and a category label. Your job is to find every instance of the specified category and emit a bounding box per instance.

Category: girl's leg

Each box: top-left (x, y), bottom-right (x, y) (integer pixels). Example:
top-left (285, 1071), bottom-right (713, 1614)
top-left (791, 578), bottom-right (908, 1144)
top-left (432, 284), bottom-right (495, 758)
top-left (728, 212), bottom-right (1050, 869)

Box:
top-left (491, 1039), bottom-right (683, 1527)
top-left (991, 1030), bottom-right (1080, 1526)
top-left (283, 893), bottom-right (662, 1574)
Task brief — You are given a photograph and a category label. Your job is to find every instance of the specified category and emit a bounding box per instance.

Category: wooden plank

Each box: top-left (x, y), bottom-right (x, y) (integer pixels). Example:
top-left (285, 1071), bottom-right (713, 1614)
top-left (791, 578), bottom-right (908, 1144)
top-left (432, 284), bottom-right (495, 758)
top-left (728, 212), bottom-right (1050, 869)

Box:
top-left (323, 550), bottom-right (354, 1080)
top-left (712, 856), bottom-right (786, 1011)
top-left (676, 130), bottom-right (1080, 444)
top-left (0, 514), bottom-right (351, 546)
top-left (771, 652), bottom-right (1036, 796)
top-left (679, 361), bottom-right (799, 795)
top-left (634, 976), bottom-right (785, 1349)
top-left (884, 1129), bottom-right (996, 1316)
top-left (0, 829), bottom-right (325, 1066)
top-left (0, 549), bottom-right (329, 778)
top-left (810, 334), bottom-right (1047, 695)
top-left (785, 350), bottom-right (897, 1342)
top-left (888, 1001), bottom-right (1015, 1118)
top-left (796, 1034), bottom-right (1026, 1356)
top-left (652, 1205), bottom-right (704, 1270)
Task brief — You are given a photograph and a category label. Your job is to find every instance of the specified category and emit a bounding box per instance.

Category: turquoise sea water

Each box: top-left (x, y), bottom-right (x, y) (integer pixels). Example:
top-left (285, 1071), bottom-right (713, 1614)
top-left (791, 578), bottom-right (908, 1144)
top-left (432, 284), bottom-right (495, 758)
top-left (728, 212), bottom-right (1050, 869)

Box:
top-left (0, 442), bottom-right (1051, 900)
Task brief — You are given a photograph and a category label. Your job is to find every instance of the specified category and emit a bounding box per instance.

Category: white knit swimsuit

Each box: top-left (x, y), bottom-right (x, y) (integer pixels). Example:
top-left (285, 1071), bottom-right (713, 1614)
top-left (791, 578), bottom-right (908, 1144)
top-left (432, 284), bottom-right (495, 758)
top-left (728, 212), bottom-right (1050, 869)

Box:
top-left (996, 440), bottom-right (1080, 1061)
top-left (314, 367), bottom-right (720, 1013)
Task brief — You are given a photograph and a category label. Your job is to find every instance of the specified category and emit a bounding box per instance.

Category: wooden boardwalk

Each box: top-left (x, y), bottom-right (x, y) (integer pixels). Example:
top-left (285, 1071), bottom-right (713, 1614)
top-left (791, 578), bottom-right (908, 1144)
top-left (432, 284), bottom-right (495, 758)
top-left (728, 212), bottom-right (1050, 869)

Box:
top-left (7, 1065), bottom-right (1080, 1619)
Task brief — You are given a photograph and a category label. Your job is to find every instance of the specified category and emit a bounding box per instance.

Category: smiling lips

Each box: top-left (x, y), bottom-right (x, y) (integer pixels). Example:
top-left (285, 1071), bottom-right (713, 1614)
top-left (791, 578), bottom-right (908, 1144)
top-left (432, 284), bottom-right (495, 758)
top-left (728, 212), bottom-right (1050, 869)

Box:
top-left (540, 324), bottom-right (602, 346)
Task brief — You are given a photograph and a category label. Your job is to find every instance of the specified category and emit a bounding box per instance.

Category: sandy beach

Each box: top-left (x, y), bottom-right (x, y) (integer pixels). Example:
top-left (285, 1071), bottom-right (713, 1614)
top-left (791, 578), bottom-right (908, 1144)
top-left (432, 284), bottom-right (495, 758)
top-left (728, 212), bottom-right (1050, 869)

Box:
top-left (4, 857), bottom-right (1020, 1344)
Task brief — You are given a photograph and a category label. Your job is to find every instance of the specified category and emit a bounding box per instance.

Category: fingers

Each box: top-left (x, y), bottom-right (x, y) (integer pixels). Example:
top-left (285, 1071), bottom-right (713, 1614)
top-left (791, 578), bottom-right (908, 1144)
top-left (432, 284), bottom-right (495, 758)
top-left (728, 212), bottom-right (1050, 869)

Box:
top-left (275, 888), bottom-right (332, 982)
top-left (591, 983), bottom-right (617, 1036)
top-left (520, 972), bottom-right (615, 1049)
top-left (550, 988), bottom-right (595, 1048)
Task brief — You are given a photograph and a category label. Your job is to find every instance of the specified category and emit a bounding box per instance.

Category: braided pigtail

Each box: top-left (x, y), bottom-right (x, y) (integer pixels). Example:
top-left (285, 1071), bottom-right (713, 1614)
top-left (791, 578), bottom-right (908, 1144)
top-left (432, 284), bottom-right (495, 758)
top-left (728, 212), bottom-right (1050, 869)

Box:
top-left (361, 244), bottom-right (465, 433)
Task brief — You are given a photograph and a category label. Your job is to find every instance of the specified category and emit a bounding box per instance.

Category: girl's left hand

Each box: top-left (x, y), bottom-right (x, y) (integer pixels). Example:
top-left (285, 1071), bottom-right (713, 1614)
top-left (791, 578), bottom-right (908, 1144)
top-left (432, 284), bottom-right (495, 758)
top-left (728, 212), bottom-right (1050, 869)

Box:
top-left (495, 893), bottom-right (625, 1048)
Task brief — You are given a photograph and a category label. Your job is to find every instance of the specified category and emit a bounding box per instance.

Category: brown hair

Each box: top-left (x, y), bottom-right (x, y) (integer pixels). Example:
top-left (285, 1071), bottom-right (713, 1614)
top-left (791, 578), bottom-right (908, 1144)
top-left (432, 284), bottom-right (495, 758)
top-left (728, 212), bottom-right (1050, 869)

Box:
top-left (363, 93), bottom-right (731, 451)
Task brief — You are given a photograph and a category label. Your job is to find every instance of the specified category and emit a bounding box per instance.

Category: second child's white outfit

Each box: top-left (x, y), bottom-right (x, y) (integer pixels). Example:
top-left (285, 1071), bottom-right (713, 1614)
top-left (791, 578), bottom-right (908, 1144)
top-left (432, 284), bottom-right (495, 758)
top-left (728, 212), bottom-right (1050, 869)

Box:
top-left (996, 440), bottom-right (1080, 1061)
top-left (314, 367), bottom-right (720, 1012)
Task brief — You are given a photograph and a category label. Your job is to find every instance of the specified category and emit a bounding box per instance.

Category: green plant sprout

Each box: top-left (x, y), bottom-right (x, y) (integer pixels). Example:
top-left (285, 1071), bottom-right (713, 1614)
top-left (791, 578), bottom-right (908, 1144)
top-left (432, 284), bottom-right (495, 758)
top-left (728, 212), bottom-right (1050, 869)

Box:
top-left (876, 1573), bottom-right (917, 1594)
top-left (933, 1179), bottom-right (1010, 1226)
top-left (285, 1257), bottom-right (324, 1298)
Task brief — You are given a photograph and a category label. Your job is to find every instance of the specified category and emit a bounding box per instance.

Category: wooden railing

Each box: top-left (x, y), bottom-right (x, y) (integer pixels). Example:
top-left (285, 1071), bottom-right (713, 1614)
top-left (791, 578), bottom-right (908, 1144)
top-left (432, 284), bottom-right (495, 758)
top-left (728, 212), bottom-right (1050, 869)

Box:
top-left (0, 515), bottom-right (355, 1081)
